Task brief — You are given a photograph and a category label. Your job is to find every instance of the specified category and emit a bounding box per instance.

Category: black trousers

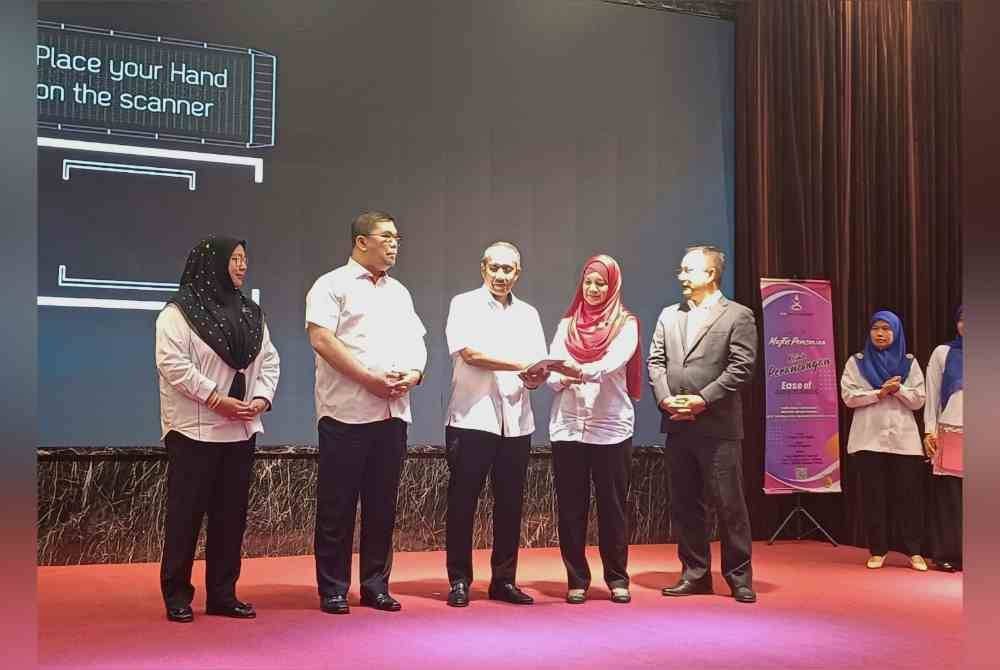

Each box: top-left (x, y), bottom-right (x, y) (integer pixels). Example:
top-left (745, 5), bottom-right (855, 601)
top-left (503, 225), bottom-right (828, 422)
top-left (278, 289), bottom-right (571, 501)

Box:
top-left (666, 433), bottom-right (753, 589)
top-left (854, 450), bottom-right (925, 556)
top-left (552, 439), bottom-right (633, 590)
top-left (930, 474), bottom-right (963, 564)
top-left (160, 430), bottom-right (255, 610)
top-left (315, 417), bottom-right (407, 598)
top-left (445, 426), bottom-right (531, 586)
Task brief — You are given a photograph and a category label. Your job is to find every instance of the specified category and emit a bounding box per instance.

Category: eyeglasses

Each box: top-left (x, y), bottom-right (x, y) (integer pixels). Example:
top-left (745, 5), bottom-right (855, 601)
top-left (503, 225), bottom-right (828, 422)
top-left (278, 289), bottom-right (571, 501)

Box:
top-left (365, 233), bottom-right (402, 244)
top-left (229, 255), bottom-right (248, 267)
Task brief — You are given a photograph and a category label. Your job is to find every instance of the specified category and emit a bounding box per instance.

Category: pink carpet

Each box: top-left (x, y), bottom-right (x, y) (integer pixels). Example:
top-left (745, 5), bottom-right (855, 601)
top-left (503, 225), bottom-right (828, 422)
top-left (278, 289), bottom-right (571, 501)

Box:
top-left (38, 542), bottom-right (962, 669)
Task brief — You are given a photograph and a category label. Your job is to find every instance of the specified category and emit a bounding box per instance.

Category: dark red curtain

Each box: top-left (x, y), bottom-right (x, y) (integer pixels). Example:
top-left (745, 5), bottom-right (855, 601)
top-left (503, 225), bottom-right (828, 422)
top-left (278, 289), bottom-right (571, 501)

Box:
top-left (912, 1), bottom-right (963, 348)
top-left (734, 0), bottom-right (962, 545)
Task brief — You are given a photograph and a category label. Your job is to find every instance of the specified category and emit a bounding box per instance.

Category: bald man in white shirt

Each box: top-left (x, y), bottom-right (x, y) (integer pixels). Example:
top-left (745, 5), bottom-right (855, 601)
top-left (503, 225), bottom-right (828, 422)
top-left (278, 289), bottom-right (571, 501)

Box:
top-left (443, 242), bottom-right (549, 607)
top-left (306, 211), bottom-right (427, 614)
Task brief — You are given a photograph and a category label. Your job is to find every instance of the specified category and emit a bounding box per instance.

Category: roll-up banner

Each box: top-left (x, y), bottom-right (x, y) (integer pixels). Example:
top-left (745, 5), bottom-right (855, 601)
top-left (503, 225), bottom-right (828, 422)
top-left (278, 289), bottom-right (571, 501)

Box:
top-left (760, 278), bottom-right (841, 494)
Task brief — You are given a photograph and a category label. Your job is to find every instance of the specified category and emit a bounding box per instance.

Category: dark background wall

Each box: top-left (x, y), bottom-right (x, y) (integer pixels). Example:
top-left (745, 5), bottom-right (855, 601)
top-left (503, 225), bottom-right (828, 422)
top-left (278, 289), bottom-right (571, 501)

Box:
top-left (37, 0), bottom-right (735, 447)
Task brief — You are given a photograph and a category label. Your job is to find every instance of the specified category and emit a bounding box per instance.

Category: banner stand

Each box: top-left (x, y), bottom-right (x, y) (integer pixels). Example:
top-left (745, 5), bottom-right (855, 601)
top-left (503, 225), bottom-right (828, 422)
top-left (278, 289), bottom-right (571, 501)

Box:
top-left (767, 493), bottom-right (837, 546)
top-left (759, 277), bottom-right (841, 544)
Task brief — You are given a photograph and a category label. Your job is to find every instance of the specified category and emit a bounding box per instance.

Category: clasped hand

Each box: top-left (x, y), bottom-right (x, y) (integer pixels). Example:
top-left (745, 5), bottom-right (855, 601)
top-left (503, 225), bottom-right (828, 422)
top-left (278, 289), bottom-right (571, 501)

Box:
top-left (659, 394), bottom-right (707, 421)
top-left (214, 395), bottom-right (268, 421)
top-left (367, 370), bottom-right (420, 399)
top-left (877, 376), bottom-right (902, 399)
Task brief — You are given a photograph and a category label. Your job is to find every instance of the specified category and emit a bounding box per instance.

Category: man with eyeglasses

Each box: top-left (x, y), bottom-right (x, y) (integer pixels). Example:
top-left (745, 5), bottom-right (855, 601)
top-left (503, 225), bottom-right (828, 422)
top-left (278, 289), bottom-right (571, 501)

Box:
top-left (306, 210), bottom-right (427, 614)
top-left (442, 241), bottom-right (549, 607)
top-left (647, 245), bottom-right (758, 604)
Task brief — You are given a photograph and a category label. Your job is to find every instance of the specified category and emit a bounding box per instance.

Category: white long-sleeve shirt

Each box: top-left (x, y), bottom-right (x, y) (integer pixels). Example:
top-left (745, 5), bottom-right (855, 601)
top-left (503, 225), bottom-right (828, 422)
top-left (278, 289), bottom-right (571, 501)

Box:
top-left (305, 258), bottom-right (427, 425)
top-left (685, 289), bottom-right (723, 348)
top-left (923, 343), bottom-right (963, 434)
top-left (547, 317), bottom-right (638, 445)
top-left (156, 303), bottom-right (280, 442)
top-left (841, 354), bottom-right (925, 456)
top-left (445, 286), bottom-right (547, 437)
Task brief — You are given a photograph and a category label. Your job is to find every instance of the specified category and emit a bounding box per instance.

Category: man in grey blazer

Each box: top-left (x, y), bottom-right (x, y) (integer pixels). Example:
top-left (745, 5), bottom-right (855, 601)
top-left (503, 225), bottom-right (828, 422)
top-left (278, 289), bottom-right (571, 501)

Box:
top-left (647, 245), bottom-right (758, 603)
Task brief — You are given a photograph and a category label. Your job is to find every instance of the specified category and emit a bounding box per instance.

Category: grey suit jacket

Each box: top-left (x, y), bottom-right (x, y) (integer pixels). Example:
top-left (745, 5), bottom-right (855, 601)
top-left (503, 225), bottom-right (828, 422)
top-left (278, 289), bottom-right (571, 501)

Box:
top-left (647, 296), bottom-right (758, 440)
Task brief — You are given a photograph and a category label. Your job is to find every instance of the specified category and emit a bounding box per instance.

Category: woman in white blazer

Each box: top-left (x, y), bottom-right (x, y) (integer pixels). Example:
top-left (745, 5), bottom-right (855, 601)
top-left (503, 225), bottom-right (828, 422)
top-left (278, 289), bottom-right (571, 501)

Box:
top-left (156, 236), bottom-right (280, 622)
top-left (841, 310), bottom-right (926, 571)
top-left (547, 254), bottom-right (643, 604)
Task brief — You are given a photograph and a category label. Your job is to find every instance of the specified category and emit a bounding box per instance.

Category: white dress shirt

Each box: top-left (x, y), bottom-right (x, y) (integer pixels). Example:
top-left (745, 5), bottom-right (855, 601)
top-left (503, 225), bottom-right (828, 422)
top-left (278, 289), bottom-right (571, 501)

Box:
top-left (445, 286), bottom-right (547, 437)
top-left (685, 289), bottom-right (724, 349)
top-left (156, 303), bottom-right (280, 442)
top-left (841, 354), bottom-right (925, 456)
top-left (924, 344), bottom-right (963, 433)
top-left (306, 258), bottom-right (427, 425)
top-left (547, 317), bottom-right (638, 445)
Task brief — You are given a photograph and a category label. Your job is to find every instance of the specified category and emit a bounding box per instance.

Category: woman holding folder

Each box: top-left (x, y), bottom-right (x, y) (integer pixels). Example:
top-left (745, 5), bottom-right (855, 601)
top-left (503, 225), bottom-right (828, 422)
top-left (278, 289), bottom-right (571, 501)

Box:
top-left (923, 306), bottom-right (964, 572)
top-left (841, 310), bottom-right (927, 571)
top-left (546, 254), bottom-right (643, 604)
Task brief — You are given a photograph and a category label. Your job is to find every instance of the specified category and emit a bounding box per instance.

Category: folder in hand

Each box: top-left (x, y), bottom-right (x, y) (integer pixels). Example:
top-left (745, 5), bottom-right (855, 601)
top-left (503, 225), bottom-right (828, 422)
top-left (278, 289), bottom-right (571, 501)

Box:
top-left (522, 358), bottom-right (565, 376)
top-left (934, 426), bottom-right (963, 477)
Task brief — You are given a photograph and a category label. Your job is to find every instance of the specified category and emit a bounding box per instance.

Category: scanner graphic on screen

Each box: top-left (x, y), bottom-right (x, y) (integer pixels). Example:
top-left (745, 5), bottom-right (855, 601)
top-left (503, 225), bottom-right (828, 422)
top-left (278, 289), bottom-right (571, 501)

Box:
top-left (37, 21), bottom-right (276, 312)
top-left (38, 265), bottom-right (261, 312)
top-left (37, 21), bottom-right (277, 187)
top-left (37, 21), bottom-right (277, 147)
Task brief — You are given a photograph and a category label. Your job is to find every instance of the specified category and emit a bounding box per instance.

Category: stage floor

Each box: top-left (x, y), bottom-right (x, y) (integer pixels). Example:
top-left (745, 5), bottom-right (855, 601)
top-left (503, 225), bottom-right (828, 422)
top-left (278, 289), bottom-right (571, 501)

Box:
top-left (38, 542), bottom-right (962, 670)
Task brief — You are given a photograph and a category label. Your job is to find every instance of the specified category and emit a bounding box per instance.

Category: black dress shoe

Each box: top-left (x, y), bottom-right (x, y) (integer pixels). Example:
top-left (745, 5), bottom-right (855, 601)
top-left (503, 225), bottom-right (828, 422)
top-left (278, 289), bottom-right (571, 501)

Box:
top-left (361, 592), bottom-right (402, 612)
top-left (488, 582), bottom-right (534, 605)
top-left (447, 583), bottom-right (470, 607)
top-left (206, 601), bottom-right (256, 618)
top-left (320, 594), bottom-right (350, 614)
top-left (731, 585), bottom-right (757, 603)
top-left (166, 606), bottom-right (194, 623)
top-left (662, 578), bottom-right (713, 597)
top-left (937, 561), bottom-right (960, 573)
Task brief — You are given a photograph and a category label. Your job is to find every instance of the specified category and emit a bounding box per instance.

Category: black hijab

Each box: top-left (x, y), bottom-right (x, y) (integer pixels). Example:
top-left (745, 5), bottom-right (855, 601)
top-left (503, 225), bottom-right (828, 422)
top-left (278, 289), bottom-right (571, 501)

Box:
top-left (165, 236), bottom-right (264, 400)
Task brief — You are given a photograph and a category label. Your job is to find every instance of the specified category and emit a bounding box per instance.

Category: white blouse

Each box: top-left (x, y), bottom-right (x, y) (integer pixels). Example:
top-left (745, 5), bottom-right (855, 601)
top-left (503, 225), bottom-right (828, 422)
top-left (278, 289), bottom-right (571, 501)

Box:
top-left (923, 344), bottom-right (963, 433)
top-left (840, 354), bottom-right (925, 456)
top-left (156, 304), bottom-right (280, 443)
top-left (547, 317), bottom-right (638, 445)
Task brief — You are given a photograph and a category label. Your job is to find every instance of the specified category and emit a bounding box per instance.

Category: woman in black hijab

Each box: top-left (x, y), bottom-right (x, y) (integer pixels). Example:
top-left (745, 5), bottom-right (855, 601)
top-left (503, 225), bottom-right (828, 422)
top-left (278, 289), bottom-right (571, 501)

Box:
top-left (155, 236), bottom-right (280, 623)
